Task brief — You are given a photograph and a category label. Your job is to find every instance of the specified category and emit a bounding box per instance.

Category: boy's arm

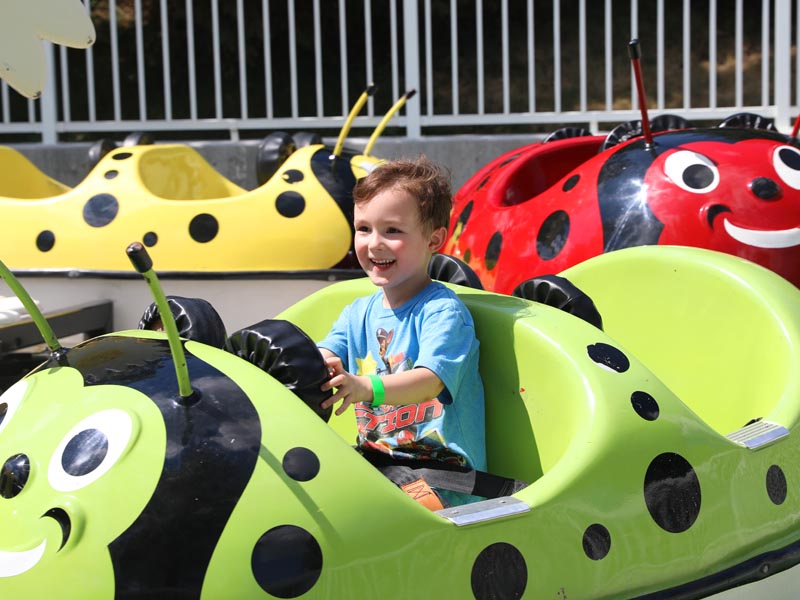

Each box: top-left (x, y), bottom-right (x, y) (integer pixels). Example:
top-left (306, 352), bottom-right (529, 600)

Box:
top-left (320, 357), bottom-right (444, 416)
top-left (370, 367), bottom-right (445, 405)
top-left (319, 347), bottom-right (337, 360)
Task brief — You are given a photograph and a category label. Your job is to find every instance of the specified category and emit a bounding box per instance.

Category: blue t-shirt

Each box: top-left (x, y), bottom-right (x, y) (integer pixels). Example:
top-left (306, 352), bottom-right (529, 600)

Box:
top-left (318, 281), bottom-right (486, 471)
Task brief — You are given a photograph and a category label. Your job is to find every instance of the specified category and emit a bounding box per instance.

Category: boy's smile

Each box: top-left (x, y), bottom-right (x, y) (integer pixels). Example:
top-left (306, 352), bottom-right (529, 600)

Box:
top-left (354, 188), bottom-right (446, 308)
top-left (370, 258), bottom-right (396, 270)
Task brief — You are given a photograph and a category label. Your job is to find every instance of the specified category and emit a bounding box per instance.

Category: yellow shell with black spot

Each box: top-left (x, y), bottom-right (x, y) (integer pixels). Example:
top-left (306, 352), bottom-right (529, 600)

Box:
top-left (0, 143), bottom-right (380, 273)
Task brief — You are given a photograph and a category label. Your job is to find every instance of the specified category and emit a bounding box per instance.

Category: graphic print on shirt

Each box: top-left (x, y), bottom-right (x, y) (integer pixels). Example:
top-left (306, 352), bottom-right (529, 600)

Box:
top-left (354, 327), bottom-right (466, 465)
top-left (376, 327), bottom-right (411, 374)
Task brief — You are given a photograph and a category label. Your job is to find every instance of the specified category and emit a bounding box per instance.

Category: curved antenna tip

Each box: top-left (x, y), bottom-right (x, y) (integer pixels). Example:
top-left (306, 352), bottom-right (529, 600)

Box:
top-left (405, 89), bottom-right (417, 100)
top-left (628, 39), bottom-right (641, 59)
top-left (366, 83), bottom-right (377, 96)
top-left (126, 242), bottom-right (153, 273)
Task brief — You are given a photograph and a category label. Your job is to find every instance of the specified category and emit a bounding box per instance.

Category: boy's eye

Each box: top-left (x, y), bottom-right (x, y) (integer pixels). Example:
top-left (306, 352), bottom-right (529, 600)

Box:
top-left (386, 227), bottom-right (402, 234)
top-left (356, 226), bottom-right (370, 233)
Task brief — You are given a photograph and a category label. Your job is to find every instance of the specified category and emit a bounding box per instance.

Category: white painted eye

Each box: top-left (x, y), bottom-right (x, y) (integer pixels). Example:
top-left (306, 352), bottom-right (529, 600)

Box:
top-left (48, 409), bottom-right (133, 492)
top-left (0, 380), bottom-right (28, 438)
top-left (664, 150), bottom-right (719, 194)
top-left (773, 145), bottom-right (800, 190)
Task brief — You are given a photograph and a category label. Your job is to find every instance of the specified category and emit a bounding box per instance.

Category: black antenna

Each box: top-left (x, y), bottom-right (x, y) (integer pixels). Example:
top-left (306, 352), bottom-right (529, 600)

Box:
top-left (628, 39), bottom-right (653, 147)
top-left (363, 89), bottom-right (417, 157)
top-left (332, 82), bottom-right (377, 159)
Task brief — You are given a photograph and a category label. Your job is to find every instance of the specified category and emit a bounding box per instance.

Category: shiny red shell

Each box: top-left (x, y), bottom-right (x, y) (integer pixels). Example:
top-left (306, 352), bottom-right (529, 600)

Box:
top-left (444, 126), bottom-right (800, 294)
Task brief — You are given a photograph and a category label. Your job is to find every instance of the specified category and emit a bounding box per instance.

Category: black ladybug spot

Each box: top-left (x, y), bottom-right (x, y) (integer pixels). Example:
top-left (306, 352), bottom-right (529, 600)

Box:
top-left (62, 429), bottom-right (108, 477)
top-left (282, 169), bottom-right (304, 183)
top-left (0, 402), bottom-right (6, 426)
top-left (457, 201), bottom-right (473, 229)
top-left (36, 230), bottom-right (55, 252)
top-left (582, 523), bottom-right (611, 560)
top-left (485, 232), bottom-right (503, 270)
top-left (0, 453), bottom-right (30, 499)
top-left (83, 194), bottom-right (119, 227)
top-left (276, 192), bottom-right (306, 218)
top-left (536, 210), bottom-right (570, 260)
top-left (683, 164), bottom-right (715, 190)
top-left (644, 452), bottom-right (701, 533)
top-left (779, 147), bottom-right (800, 170)
top-left (252, 525), bottom-right (322, 598)
top-left (587, 343), bottom-right (629, 373)
top-left (477, 175), bottom-right (491, 191)
top-left (471, 542), bottom-right (527, 600)
top-left (562, 174), bottom-right (580, 192)
top-left (189, 214), bottom-right (219, 243)
top-left (143, 232), bottom-right (158, 247)
top-left (111, 152), bottom-right (132, 160)
top-left (631, 391), bottom-right (659, 421)
top-left (766, 465), bottom-right (787, 505)
top-left (282, 447), bottom-right (320, 482)
top-left (454, 201), bottom-right (474, 243)
top-left (104, 170), bottom-right (119, 180)
top-left (499, 154), bottom-right (521, 167)
top-left (464, 249), bottom-right (472, 263)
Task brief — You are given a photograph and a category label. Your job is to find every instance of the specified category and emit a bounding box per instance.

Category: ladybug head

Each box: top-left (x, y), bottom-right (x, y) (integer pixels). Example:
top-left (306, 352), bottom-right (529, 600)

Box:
top-left (597, 127), bottom-right (800, 285)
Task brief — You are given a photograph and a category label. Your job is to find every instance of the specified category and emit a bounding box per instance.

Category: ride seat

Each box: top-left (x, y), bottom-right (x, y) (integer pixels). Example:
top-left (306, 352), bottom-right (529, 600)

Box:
top-left (561, 246), bottom-right (800, 437)
top-left (0, 147), bottom-right (70, 198)
top-left (278, 279), bottom-right (603, 487)
top-left (133, 145), bottom-right (247, 199)
top-left (492, 137), bottom-right (602, 207)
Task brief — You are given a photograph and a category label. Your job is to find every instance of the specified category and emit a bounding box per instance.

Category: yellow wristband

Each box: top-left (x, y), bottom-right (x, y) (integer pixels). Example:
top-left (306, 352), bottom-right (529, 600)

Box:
top-left (367, 374), bottom-right (385, 408)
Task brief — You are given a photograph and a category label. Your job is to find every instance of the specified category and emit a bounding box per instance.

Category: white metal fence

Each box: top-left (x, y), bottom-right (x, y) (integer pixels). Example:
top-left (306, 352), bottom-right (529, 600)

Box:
top-left (1, 0), bottom-right (798, 143)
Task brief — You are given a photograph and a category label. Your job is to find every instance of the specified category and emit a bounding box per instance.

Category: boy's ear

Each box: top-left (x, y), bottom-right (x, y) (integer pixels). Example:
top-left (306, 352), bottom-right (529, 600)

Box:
top-left (428, 226), bottom-right (447, 253)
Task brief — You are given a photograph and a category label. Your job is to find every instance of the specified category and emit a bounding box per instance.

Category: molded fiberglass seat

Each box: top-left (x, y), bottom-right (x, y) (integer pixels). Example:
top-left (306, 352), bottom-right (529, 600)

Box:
top-left (277, 246), bottom-right (800, 496)
top-left (276, 274), bottom-right (667, 488)
top-left (0, 146), bottom-right (69, 198)
top-left (561, 245), bottom-right (800, 438)
top-left (133, 145), bottom-right (247, 199)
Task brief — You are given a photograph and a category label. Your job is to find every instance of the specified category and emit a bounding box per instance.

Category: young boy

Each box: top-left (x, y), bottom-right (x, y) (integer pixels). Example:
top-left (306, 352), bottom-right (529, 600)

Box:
top-left (318, 155), bottom-right (486, 509)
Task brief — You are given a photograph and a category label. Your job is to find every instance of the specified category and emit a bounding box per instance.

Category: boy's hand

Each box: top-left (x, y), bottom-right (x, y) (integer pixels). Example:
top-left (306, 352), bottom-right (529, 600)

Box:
top-left (320, 356), bottom-right (374, 416)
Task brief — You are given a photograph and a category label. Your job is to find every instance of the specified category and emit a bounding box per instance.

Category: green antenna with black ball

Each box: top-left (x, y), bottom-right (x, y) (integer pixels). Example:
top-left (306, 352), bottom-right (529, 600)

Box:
top-left (0, 258), bottom-right (63, 356)
top-left (126, 241), bottom-right (196, 403)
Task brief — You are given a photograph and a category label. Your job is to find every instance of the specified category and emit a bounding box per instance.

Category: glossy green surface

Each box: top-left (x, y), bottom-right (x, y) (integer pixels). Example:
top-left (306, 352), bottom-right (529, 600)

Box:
top-left (1, 246), bottom-right (799, 598)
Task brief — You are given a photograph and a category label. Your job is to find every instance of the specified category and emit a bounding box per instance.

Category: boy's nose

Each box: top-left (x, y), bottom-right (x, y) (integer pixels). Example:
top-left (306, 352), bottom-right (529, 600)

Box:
top-left (369, 232), bottom-right (385, 248)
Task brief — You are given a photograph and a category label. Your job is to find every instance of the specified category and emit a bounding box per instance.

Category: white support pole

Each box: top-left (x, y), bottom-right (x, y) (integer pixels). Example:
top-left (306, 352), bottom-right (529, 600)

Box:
top-left (41, 42), bottom-right (57, 143)
top-left (773, 0), bottom-right (791, 131)
top-left (402, 0), bottom-right (422, 137)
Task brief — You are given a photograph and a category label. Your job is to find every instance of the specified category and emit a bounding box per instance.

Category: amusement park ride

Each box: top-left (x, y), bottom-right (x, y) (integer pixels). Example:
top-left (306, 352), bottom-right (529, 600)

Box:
top-left (1, 4), bottom-right (800, 598)
top-left (445, 41), bottom-right (800, 295)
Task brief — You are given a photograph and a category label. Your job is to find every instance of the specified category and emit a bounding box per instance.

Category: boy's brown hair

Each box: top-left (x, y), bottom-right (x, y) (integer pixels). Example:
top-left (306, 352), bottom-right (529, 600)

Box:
top-left (352, 155), bottom-right (452, 231)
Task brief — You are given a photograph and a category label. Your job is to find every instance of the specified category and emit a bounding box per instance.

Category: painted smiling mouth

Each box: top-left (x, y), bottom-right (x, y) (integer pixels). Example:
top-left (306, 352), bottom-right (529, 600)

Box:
top-left (0, 540), bottom-right (46, 577)
top-left (706, 205), bottom-right (800, 249)
top-left (723, 219), bottom-right (800, 248)
top-left (0, 507), bottom-right (71, 578)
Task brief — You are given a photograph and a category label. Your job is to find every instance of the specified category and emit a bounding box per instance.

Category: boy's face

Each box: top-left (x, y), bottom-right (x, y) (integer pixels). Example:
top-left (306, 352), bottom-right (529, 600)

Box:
top-left (354, 188), bottom-right (446, 306)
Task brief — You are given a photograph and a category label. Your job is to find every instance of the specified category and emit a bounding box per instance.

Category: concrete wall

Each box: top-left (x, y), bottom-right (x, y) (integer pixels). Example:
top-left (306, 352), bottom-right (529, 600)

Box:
top-left (11, 134), bottom-right (544, 192)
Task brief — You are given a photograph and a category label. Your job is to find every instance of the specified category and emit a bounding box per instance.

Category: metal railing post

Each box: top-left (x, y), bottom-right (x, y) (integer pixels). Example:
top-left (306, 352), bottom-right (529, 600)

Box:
top-left (40, 42), bottom-right (58, 143)
top-left (402, 0), bottom-right (422, 137)
top-left (0, 2), bottom-right (794, 139)
top-left (773, 0), bottom-right (791, 131)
